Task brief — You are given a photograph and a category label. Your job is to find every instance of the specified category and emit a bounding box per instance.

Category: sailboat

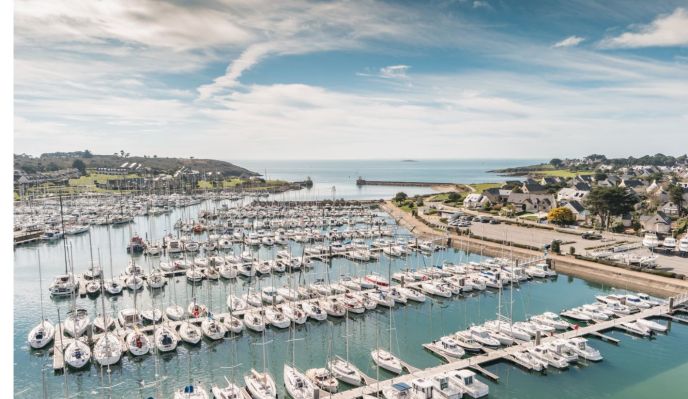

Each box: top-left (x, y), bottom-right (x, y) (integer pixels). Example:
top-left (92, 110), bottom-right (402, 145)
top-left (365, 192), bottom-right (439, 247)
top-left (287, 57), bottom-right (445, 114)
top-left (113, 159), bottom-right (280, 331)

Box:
top-left (244, 314), bottom-right (277, 399)
top-left (328, 308), bottom-right (364, 386)
top-left (28, 251), bottom-right (55, 349)
top-left (212, 319), bottom-right (244, 399)
top-left (104, 220), bottom-right (123, 295)
top-left (371, 246), bottom-right (403, 375)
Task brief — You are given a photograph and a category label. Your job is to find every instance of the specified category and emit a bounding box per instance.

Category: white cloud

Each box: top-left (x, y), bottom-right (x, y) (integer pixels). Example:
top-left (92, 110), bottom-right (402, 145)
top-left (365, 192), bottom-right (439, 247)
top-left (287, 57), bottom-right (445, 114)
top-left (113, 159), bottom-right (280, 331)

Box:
top-left (600, 8), bottom-right (688, 48)
top-left (473, 1), bottom-right (492, 10)
top-left (553, 36), bottom-right (585, 48)
top-left (379, 65), bottom-right (410, 79)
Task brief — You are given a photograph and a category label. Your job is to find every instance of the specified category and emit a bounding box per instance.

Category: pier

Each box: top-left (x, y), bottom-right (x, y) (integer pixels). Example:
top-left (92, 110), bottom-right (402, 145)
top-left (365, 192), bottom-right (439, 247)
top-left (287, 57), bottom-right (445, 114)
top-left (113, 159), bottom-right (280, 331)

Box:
top-left (329, 293), bottom-right (688, 399)
top-left (356, 178), bottom-right (455, 187)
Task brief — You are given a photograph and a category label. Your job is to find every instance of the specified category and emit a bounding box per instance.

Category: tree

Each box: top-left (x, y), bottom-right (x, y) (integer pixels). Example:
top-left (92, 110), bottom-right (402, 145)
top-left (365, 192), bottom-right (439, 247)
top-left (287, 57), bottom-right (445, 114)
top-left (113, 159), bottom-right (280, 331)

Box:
top-left (668, 184), bottom-right (685, 215)
top-left (394, 192), bottom-right (408, 202)
top-left (584, 186), bottom-right (638, 230)
top-left (547, 207), bottom-right (575, 225)
top-left (120, 150), bottom-right (125, 157)
top-left (447, 192), bottom-right (461, 202)
top-left (594, 171), bottom-right (608, 181)
top-left (72, 159), bottom-right (86, 175)
top-left (549, 158), bottom-right (563, 168)
top-left (83, 149), bottom-right (93, 158)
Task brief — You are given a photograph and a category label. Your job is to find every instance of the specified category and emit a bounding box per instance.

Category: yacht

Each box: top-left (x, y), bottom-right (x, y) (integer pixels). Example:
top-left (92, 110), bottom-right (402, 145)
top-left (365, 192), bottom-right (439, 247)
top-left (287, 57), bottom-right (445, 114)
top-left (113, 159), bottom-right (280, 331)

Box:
top-left (453, 332), bottom-right (484, 352)
top-left (243, 310), bottom-right (266, 332)
top-left (63, 308), bottom-right (90, 337)
top-left (662, 236), bottom-right (677, 250)
top-left (636, 318), bottom-right (668, 333)
top-left (371, 349), bottom-right (403, 374)
top-left (179, 321), bottom-right (203, 344)
top-left (427, 336), bottom-right (466, 358)
top-left (283, 365), bottom-right (317, 399)
top-left (264, 307), bottom-right (290, 329)
top-left (221, 314), bottom-right (245, 334)
top-left (511, 350), bottom-right (547, 372)
top-left (166, 304), bottom-right (185, 321)
top-left (93, 332), bottom-right (122, 366)
top-left (530, 312), bottom-right (571, 330)
top-left (173, 384), bottom-right (209, 399)
top-left (244, 369), bottom-right (277, 399)
top-left (28, 319), bottom-right (55, 349)
top-left (468, 326), bottom-right (500, 347)
top-left (154, 324), bottom-right (179, 352)
top-left (48, 274), bottom-right (77, 297)
top-left (64, 339), bottom-right (91, 369)
top-left (211, 380), bottom-right (242, 399)
top-left (202, 317), bottom-right (227, 340)
top-left (327, 356), bottom-right (364, 386)
top-left (126, 328), bottom-right (151, 356)
top-left (305, 368), bottom-right (339, 393)
top-left (447, 370), bottom-right (489, 398)
top-left (527, 346), bottom-right (569, 369)
top-left (300, 302), bottom-right (328, 321)
top-left (565, 337), bottom-right (603, 361)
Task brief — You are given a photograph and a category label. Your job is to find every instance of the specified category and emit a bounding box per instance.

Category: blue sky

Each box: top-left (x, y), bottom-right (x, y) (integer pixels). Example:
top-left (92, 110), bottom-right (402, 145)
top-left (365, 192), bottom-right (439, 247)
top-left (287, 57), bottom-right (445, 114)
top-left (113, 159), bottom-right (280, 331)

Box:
top-left (13, 0), bottom-right (688, 160)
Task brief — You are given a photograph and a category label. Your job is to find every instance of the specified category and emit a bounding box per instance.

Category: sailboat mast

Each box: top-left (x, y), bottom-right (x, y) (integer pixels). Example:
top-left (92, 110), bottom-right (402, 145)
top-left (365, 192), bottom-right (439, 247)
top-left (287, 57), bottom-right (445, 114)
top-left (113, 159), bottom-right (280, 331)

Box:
top-left (37, 251), bottom-right (45, 327)
top-left (59, 195), bottom-right (68, 274)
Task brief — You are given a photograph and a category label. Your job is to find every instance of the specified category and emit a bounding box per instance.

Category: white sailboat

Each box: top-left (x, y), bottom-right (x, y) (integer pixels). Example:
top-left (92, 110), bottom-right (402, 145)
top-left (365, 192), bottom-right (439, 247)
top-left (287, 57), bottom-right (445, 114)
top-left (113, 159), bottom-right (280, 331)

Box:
top-left (328, 308), bottom-right (364, 386)
top-left (244, 321), bottom-right (277, 399)
top-left (28, 251), bottom-right (55, 349)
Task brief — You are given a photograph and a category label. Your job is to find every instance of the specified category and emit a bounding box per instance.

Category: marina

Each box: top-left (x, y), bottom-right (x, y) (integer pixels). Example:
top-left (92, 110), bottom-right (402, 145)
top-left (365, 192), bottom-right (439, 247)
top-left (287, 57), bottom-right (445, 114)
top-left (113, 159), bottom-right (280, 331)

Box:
top-left (14, 195), bottom-right (688, 398)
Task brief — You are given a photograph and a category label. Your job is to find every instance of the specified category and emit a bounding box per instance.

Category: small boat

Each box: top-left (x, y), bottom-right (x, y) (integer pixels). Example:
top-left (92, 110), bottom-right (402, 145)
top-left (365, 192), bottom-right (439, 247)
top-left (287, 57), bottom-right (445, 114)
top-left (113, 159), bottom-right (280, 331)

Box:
top-left (118, 308), bottom-right (142, 329)
top-left (453, 332), bottom-right (483, 352)
top-left (300, 302), bottom-right (328, 321)
top-left (281, 304), bottom-right (308, 324)
top-left (621, 321), bottom-right (653, 336)
top-left (261, 287), bottom-right (284, 305)
top-left (64, 339), bottom-right (91, 369)
top-left (221, 314), bottom-right (245, 334)
top-left (511, 350), bottom-right (547, 371)
top-left (530, 312), bottom-right (571, 330)
top-left (527, 346), bottom-right (568, 369)
top-left (93, 313), bottom-right (116, 332)
top-left (48, 274), bottom-right (77, 297)
top-left (179, 321), bottom-right (203, 344)
top-left (147, 270), bottom-right (166, 289)
top-left (186, 268), bottom-right (204, 283)
top-left (166, 304), bottom-right (185, 321)
top-left (124, 274), bottom-right (144, 290)
top-left (662, 236), bottom-right (677, 250)
top-left (468, 326), bottom-right (500, 347)
top-left (85, 279), bottom-right (101, 296)
top-left (306, 368), bottom-right (339, 393)
top-left (93, 332), bottom-right (122, 366)
top-left (188, 302), bottom-right (208, 319)
top-left (211, 379), bottom-right (242, 399)
top-left (174, 384), bottom-right (209, 399)
top-left (104, 279), bottom-right (124, 295)
top-left (642, 232), bottom-right (660, 248)
top-left (243, 310), bottom-right (266, 332)
top-left (371, 348), bottom-right (403, 374)
top-left (264, 307), bottom-right (290, 329)
top-left (560, 308), bottom-right (593, 322)
top-left (364, 274), bottom-right (389, 287)
top-left (397, 287), bottom-right (426, 302)
top-left (63, 308), bottom-right (90, 337)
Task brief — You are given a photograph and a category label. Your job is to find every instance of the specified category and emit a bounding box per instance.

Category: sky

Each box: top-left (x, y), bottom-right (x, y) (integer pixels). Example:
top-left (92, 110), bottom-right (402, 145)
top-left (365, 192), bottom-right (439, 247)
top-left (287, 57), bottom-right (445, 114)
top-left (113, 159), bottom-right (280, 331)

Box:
top-left (13, 0), bottom-right (688, 160)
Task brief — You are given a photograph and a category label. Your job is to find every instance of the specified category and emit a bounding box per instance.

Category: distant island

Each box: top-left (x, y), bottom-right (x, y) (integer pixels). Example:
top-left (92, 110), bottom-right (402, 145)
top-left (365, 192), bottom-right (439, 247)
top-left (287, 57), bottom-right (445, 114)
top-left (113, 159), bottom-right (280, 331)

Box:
top-left (401, 159), bottom-right (418, 162)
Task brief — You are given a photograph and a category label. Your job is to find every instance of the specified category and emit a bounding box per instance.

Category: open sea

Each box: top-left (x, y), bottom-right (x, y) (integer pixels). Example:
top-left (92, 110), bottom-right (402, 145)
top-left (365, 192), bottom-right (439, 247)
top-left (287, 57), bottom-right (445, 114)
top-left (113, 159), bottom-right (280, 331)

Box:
top-left (13, 160), bottom-right (688, 398)
top-left (236, 159), bottom-right (542, 199)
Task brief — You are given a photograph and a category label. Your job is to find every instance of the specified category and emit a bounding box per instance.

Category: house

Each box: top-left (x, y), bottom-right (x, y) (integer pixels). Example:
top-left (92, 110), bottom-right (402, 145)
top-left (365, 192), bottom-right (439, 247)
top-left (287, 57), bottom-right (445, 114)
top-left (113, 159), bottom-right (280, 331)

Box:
top-left (572, 182), bottom-right (591, 191)
top-left (507, 193), bottom-right (556, 213)
top-left (620, 178), bottom-right (646, 193)
top-left (575, 175), bottom-right (594, 184)
top-left (639, 212), bottom-right (672, 234)
top-left (521, 180), bottom-right (547, 194)
top-left (540, 176), bottom-right (563, 186)
top-left (661, 202), bottom-right (680, 216)
top-left (463, 193), bottom-right (485, 209)
top-left (557, 187), bottom-right (589, 202)
top-left (563, 200), bottom-right (589, 222)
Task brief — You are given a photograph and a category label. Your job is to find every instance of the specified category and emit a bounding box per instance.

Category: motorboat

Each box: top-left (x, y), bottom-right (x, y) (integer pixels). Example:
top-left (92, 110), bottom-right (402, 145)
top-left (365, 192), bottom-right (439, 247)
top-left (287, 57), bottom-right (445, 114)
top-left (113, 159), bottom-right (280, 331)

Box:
top-left (452, 332), bottom-right (483, 352)
top-left (527, 346), bottom-right (569, 369)
top-left (530, 312), bottom-right (571, 330)
top-left (427, 336), bottom-right (466, 358)
top-left (173, 384), bottom-right (209, 399)
top-left (306, 368), bottom-right (339, 393)
top-left (126, 328), bottom-right (151, 356)
top-left (447, 370), bottom-right (488, 398)
top-left (624, 295), bottom-right (652, 309)
top-left (511, 350), bottom-right (547, 372)
top-left (636, 318), bottom-right (668, 333)
top-left (642, 232), bottom-right (660, 248)
top-left (543, 339), bottom-right (579, 363)
top-left (154, 324), bottom-right (179, 352)
top-left (93, 332), bottom-right (122, 366)
top-left (244, 369), bottom-right (277, 399)
top-left (284, 364), bottom-right (317, 399)
top-left (48, 274), bottom-right (77, 297)
top-left (202, 317), bottom-right (228, 340)
top-left (679, 236), bottom-right (688, 252)
top-left (64, 339), bottom-right (91, 369)
top-left (179, 321), bottom-right (203, 344)
top-left (621, 320), bottom-right (653, 336)
top-left (28, 319), bottom-right (55, 349)
top-left (560, 308), bottom-right (593, 322)
top-left (565, 337), bottom-right (603, 361)
top-left (662, 236), bottom-right (677, 250)
top-left (327, 356), bottom-right (364, 386)
top-left (371, 349), bottom-right (403, 374)
top-left (468, 326), bottom-right (500, 347)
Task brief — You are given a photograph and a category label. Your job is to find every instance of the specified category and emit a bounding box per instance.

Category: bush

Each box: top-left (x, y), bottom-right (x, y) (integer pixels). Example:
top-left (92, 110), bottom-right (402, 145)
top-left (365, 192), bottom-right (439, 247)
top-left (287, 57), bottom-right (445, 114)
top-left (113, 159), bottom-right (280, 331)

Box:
top-left (569, 246), bottom-right (576, 255)
top-left (551, 240), bottom-right (561, 254)
top-left (610, 221), bottom-right (624, 233)
top-left (394, 192), bottom-right (408, 202)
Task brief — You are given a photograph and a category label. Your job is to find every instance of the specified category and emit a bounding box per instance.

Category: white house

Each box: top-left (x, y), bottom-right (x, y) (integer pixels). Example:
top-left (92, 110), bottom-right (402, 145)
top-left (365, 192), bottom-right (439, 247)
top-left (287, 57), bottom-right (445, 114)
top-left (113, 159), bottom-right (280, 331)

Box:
top-left (463, 193), bottom-right (484, 209)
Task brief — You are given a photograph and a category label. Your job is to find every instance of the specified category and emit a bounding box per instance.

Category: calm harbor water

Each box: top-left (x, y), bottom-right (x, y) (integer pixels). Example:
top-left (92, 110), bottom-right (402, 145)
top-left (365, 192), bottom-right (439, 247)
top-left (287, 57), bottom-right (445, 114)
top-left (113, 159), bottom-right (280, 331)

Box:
top-left (237, 159), bottom-right (542, 200)
top-left (14, 200), bottom-right (688, 398)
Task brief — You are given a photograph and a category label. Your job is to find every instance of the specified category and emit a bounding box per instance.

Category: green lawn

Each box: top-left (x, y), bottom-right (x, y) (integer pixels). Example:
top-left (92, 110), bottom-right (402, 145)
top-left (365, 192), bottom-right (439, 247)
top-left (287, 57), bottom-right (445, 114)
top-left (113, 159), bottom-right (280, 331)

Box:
top-left (68, 171), bottom-right (142, 187)
top-left (469, 182), bottom-right (502, 193)
top-left (430, 193), bottom-right (450, 201)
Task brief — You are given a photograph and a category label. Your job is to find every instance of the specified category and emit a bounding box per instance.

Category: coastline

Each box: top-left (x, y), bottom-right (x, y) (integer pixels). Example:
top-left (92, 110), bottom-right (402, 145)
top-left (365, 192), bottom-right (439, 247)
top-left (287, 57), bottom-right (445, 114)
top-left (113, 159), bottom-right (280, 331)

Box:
top-left (381, 201), bottom-right (688, 298)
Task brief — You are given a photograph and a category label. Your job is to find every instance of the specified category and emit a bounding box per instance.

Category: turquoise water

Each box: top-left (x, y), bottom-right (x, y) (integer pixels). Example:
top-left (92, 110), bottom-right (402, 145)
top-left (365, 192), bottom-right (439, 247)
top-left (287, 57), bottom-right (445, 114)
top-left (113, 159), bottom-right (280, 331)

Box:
top-left (237, 159), bottom-right (542, 199)
top-left (14, 201), bottom-right (688, 398)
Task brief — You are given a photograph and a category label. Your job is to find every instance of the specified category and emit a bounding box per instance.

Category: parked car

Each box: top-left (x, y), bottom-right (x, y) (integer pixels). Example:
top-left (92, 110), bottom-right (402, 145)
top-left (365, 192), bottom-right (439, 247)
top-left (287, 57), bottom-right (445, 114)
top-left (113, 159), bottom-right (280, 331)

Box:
top-left (581, 231), bottom-right (602, 240)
